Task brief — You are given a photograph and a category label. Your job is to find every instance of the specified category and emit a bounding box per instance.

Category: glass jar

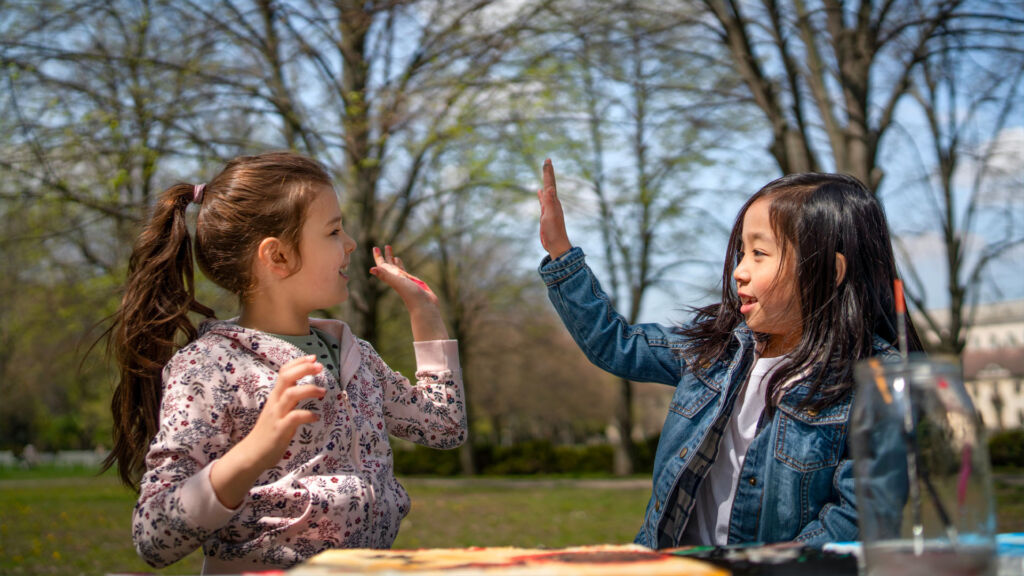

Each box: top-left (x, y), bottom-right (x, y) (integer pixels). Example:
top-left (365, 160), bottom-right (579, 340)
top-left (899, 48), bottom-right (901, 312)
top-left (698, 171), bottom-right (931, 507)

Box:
top-left (850, 354), bottom-right (997, 576)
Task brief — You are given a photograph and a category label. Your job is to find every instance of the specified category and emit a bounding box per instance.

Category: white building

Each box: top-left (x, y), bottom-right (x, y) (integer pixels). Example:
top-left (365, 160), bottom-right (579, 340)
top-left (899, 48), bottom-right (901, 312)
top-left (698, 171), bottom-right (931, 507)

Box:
top-left (916, 299), bottom-right (1024, 430)
top-left (965, 349), bottom-right (1024, 430)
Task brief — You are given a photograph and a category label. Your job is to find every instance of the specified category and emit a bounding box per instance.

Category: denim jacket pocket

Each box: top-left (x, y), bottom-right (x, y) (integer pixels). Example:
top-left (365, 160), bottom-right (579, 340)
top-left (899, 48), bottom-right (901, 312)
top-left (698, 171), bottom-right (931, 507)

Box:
top-left (668, 375), bottom-right (719, 419)
top-left (773, 393), bottom-right (851, 472)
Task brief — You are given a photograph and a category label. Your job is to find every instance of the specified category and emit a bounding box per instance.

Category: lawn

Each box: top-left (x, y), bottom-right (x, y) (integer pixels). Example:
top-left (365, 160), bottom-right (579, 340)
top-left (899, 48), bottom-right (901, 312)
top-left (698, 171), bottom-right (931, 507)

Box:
top-left (0, 470), bottom-right (651, 575)
top-left (2, 468), bottom-right (1021, 575)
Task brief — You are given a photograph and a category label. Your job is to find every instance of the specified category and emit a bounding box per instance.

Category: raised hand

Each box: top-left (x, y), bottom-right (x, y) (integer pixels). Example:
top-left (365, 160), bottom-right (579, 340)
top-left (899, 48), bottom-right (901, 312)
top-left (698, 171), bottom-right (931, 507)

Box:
top-left (369, 245), bottom-right (438, 306)
top-left (369, 245), bottom-right (448, 341)
top-left (211, 355), bottom-right (325, 508)
top-left (537, 159), bottom-right (571, 259)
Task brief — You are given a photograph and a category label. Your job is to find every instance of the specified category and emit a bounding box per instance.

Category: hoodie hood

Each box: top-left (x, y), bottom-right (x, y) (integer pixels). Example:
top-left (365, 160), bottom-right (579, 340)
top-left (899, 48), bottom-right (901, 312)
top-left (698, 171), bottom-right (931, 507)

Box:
top-left (198, 317), bottom-right (362, 385)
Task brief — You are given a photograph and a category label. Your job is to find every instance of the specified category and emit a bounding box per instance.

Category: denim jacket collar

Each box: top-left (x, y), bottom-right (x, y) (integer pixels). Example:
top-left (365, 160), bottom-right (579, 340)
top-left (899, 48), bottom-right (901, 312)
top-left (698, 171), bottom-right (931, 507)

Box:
top-left (684, 325), bottom-right (897, 408)
top-left (682, 323), bottom-right (758, 393)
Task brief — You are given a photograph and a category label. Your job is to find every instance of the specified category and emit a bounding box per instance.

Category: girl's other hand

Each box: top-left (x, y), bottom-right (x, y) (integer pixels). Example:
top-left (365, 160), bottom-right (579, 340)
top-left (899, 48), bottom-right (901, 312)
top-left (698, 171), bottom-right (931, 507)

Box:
top-left (246, 355), bottom-right (325, 467)
top-left (211, 355), bottom-right (325, 508)
top-left (538, 159), bottom-right (572, 260)
top-left (241, 356), bottom-right (324, 469)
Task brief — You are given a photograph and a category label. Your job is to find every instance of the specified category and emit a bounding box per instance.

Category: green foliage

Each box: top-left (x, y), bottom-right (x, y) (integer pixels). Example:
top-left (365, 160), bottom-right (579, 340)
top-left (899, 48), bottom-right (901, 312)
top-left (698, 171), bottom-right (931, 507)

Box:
top-left (989, 428), bottom-right (1024, 468)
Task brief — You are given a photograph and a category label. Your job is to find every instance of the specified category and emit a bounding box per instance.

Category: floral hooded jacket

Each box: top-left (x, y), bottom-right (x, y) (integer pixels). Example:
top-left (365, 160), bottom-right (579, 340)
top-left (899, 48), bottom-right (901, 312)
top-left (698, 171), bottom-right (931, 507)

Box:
top-left (132, 318), bottom-right (466, 572)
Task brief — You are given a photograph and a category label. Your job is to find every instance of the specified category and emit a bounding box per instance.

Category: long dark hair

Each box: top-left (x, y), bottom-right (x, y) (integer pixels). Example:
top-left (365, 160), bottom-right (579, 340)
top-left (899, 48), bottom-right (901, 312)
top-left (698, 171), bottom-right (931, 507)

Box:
top-left (681, 173), bottom-right (922, 410)
top-left (103, 151), bottom-right (332, 489)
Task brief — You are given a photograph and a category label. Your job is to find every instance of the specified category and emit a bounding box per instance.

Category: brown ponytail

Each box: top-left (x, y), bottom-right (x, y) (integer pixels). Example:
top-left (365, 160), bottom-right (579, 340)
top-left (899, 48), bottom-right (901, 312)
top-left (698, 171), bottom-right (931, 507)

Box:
top-left (103, 151), bottom-right (332, 489)
top-left (104, 184), bottom-right (214, 488)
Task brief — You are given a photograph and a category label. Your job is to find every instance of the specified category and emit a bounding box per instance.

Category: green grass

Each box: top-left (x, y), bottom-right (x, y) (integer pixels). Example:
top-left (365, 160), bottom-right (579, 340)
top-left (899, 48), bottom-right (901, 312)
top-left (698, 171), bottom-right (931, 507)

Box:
top-left (0, 473), bottom-right (205, 575)
top-left (0, 471), bottom-right (650, 575)
top-left (2, 468), bottom-right (1022, 575)
top-left (392, 478), bottom-right (651, 549)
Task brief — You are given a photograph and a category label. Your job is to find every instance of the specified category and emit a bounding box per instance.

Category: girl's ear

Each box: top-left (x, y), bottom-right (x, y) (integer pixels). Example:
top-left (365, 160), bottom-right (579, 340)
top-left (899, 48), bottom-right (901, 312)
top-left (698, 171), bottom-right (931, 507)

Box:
top-left (256, 237), bottom-right (295, 277)
top-left (835, 252), bottom-right (847, 286)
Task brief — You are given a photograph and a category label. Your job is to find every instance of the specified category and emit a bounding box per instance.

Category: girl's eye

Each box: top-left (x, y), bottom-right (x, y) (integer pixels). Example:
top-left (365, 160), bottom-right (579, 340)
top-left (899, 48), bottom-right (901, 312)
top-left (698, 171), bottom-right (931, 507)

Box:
top-left (330, 229), bottom-right (341, 236)
top-left (753, 249), bottom-right (767, 257)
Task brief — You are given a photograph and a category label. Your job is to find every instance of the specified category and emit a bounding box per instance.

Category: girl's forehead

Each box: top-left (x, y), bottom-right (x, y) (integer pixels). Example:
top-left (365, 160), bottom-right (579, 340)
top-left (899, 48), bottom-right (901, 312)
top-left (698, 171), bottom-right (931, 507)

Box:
top-left (310, 185), bottom-right (342, 211)
top-left (741, 198), bottom-right (775, 238)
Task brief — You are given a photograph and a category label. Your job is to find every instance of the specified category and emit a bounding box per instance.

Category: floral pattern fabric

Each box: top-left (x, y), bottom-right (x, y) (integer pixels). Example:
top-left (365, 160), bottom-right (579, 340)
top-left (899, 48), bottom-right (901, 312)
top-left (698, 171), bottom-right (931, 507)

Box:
top-left (132, 318), bottom-right (465, 570)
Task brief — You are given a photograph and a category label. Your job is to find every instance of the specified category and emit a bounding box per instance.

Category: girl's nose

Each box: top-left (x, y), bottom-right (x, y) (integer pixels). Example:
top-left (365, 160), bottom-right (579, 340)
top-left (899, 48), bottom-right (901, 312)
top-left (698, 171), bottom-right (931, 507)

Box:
top-left (344, 233), bottom-right (357, 254)
top-left (733, 259), bottom-right (749, 283)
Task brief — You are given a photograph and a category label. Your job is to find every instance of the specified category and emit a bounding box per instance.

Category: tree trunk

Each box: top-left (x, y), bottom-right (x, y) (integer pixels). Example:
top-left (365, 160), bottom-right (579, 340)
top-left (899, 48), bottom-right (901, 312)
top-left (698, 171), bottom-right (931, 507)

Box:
top-left (612, 377), bottom-right (636, 476)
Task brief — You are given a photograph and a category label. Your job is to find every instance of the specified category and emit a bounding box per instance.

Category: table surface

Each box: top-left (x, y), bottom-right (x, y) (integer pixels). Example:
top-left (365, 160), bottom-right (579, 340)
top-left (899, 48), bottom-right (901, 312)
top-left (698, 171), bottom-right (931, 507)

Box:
top-left (283, 534), bottom-right (1024, 576)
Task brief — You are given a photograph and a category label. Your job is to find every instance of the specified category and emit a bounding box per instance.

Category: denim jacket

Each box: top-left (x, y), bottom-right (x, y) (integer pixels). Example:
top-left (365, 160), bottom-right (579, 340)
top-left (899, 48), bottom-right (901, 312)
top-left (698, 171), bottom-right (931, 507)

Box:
top-left (540, 247), bottom-right (900, 548)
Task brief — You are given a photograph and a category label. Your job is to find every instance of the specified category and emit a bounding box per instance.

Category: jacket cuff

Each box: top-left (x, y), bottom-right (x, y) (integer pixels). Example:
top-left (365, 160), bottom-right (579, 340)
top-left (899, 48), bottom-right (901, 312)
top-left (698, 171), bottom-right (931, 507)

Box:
top-left (538, 246), bottom-right (586, 286)
top-left (178, 461), bottom-right (241, 530)
top-left (413, 339), bottom-right (461, 375)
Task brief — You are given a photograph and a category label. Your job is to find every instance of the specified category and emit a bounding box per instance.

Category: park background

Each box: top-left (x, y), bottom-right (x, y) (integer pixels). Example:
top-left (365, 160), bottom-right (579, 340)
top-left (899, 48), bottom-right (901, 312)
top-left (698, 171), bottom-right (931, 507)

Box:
top-left (2, 0), bottom-right (1024, 574)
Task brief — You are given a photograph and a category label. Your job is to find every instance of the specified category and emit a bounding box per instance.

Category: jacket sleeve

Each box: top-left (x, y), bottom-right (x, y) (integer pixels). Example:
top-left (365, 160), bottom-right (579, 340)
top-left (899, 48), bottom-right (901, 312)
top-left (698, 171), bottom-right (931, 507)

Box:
top-left (539, 246), bottom-right (683, 386)
top-left (371, 339), bottom-right (467, 449)
top-left (132, 349), bottom-right (240, 568)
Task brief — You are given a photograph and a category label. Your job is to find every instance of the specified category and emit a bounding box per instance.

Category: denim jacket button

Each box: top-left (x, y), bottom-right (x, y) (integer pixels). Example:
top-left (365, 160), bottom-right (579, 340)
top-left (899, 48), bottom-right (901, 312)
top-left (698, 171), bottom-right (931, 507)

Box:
top-left (655, 500), bottom-right (661, 512)
top-left (678, 447), bottom-right (688, 459)
top-left (748, 477), bottom-right (757, 486)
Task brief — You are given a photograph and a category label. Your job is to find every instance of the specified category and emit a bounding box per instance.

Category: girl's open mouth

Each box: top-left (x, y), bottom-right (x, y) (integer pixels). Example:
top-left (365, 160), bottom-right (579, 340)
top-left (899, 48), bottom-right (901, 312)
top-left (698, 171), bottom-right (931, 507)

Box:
top-left (739, 295), bottom-right (757, 315)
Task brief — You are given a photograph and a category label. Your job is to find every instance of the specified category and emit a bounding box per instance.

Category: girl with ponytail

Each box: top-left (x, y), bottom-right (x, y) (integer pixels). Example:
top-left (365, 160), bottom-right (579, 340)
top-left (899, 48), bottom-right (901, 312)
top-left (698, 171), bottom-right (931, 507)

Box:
top-left (105, 151), bottom-right (466, 573)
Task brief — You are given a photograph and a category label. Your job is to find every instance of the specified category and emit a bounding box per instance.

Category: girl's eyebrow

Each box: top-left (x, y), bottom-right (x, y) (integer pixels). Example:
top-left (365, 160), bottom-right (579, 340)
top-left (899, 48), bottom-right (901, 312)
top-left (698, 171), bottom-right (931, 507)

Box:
top-left (326, 215), bottom-right (342, 227)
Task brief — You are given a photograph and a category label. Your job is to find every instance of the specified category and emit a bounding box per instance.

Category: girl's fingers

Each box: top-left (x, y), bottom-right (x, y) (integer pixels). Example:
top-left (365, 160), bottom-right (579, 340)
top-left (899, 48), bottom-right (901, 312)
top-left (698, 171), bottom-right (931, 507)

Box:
top-left (543, 159), bottom-right (557, 194)
top-left (371, 246), bottom-right (409, 275)
top-left (369, 245), bottom-right (433, 295)
top-left (280, 410), bottom-right (319, 430)
top-left (278, 382), bottom-right (326, 409)
top-left (274, 356), bottom-right (322, 387)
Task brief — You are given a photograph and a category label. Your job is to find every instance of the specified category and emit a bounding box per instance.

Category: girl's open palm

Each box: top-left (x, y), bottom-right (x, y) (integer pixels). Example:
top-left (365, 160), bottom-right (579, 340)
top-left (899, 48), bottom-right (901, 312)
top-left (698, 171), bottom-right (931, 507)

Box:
top-left (538, 159), bottom-right (571, 259)
top-left (369, 245), bottom-right (438, 307)
top-left (369, 245), bottom-right (448, 342)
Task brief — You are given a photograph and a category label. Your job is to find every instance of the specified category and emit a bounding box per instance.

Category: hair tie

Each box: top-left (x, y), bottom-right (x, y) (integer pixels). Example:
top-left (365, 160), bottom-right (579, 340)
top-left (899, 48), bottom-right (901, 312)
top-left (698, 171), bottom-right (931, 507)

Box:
top-left (192, 183), bottom-right (206, 204)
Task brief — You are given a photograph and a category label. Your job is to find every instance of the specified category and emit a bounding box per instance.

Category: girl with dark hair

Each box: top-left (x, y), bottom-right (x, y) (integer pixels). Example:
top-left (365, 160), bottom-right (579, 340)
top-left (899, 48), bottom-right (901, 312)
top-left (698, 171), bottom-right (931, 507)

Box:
top-left (105, 151), bottom-right (466, 573)
top-left (536, 160), bottom-right (920, 548)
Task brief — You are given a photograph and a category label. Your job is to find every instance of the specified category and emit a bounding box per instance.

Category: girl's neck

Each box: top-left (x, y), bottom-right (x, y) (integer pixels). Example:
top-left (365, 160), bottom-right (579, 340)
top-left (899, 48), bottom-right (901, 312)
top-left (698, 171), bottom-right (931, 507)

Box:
top-left (238, 303), bottom-right (310, 336)
top-left (762, 331), bottom-right (800, 358)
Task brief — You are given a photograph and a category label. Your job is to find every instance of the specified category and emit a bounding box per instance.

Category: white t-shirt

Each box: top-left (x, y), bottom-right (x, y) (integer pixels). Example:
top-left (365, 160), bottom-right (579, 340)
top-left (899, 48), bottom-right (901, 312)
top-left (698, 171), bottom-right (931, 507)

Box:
top-left (680, 354), bottom-right (787, 545)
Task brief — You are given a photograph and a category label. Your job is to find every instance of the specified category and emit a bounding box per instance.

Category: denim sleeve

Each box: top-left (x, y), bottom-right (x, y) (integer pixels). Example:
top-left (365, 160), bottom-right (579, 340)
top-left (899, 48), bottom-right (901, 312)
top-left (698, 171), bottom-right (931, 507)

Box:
top-left (538, 247), bottom-right (683, 386)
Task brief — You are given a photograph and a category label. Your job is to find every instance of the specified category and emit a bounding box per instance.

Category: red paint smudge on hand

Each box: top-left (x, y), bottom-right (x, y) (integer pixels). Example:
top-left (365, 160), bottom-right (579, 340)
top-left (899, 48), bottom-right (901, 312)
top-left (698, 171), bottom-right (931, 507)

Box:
top-left (407, 274), bottom-right (432, 293)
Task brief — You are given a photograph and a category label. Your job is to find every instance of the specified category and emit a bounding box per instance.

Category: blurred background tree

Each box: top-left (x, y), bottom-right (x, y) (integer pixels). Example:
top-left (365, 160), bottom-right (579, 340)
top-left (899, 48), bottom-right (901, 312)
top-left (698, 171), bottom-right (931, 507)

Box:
top-left (1, 0), bottom-right (1022, 474)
